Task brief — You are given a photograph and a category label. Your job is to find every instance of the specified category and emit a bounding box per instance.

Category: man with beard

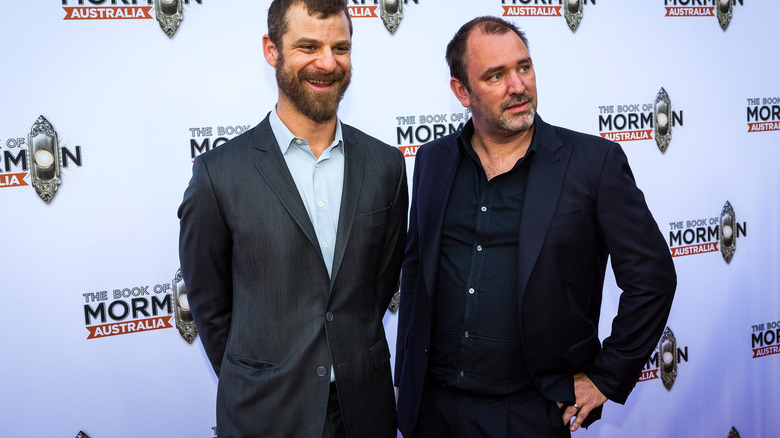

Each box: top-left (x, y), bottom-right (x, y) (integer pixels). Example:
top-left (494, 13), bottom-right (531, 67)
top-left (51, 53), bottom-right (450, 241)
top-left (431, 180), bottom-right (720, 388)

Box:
top-left (394, 16), bottom-right (676, 437)
top-left (178, 1), bottom-right (407, 437)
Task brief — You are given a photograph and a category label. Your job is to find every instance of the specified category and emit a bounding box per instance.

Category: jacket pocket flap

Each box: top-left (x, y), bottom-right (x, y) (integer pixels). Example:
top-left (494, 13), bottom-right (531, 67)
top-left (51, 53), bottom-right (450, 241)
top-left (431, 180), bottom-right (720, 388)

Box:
top-left (359, 205), bottom-right (392, 228)
top-left (226, 353), bottom-right (276, 371)
top-left (550, 209), bottom-right (584, 228)
top-left (370, 338), bottom-right (391, 368)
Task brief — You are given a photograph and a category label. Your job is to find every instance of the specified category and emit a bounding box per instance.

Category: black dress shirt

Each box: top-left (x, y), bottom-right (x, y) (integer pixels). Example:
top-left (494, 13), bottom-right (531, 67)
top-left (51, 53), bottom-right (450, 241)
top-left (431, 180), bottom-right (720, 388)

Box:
top-left (428, 121), bottom-right (538, 396)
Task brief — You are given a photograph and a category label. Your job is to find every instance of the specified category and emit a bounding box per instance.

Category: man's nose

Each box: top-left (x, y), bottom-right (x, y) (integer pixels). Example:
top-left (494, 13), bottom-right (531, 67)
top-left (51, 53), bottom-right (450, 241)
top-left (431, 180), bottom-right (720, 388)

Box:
top-left (506, 71), bottom-right (526, 95)
top-left (313, 48), bottom-right (337, 72)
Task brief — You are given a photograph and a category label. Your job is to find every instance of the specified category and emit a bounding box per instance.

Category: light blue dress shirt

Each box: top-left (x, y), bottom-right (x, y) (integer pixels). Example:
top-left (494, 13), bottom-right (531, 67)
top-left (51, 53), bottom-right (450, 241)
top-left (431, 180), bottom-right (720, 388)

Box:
top-left (269, 107), bottom-right (345, 278)
top-left (269, 108), bottom-right (345, 381)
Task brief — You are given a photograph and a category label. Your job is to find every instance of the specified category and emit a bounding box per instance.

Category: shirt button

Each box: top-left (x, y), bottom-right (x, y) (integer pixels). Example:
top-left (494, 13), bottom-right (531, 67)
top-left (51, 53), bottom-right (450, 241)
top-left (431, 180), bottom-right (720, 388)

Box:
top-left (481, 206), bottom-right (487, 212)
top-left (295, 139), bottom-right (302, 145)
top-left (468, 288), bottom-right (475, 294)
top-left (318, 201), bottom-right (325, 207)
top-left (316, 366), bottom-right (327, 377)
top-left (322, 242), bottom-right (328, 248)
top-left (326, 312), bottom-right (334, 322)
top-left (315, 163), bottom-right (320, 168)
top-left (476, 245), bottom-right (483, 251)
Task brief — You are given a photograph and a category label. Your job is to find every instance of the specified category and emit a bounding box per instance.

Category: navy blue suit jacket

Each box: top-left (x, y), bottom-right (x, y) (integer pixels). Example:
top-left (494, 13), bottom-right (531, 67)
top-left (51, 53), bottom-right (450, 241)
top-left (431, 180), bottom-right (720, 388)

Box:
top-left (395, 115), bottom-right (676, 436)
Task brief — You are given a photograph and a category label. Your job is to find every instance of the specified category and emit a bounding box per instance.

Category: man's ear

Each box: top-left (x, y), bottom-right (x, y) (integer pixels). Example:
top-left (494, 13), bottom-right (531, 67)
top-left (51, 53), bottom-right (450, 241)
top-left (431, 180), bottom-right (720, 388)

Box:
top-left (262, 34), bottom-right (278, 69)
top-left (450, 77), bottom-right (471, 109)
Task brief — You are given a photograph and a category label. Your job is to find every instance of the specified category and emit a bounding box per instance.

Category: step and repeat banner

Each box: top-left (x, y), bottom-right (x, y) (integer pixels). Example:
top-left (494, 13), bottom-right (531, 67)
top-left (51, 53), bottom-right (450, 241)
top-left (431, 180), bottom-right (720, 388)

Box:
top-left (1, 1), bottom-right (777, 437)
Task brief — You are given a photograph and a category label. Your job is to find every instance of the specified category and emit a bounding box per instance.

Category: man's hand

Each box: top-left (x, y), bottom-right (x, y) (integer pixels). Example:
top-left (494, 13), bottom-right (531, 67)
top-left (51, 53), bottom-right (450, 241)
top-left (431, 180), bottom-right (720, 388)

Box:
top-left (556, 373), bottom-right (608, 432)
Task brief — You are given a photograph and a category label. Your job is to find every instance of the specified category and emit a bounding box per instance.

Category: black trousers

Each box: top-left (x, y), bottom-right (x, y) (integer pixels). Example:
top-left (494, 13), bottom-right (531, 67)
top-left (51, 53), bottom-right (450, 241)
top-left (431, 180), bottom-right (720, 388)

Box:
top-left (322, 382), bottom-right (347, 438)
top-left (414, 380), bottom-right (571, 438)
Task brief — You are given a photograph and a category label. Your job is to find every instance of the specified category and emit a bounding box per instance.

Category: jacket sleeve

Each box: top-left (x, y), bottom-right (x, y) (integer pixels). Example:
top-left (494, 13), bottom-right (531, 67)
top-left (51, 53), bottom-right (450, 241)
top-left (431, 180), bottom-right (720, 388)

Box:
top-left (178, 156), bottom-right (233, 376)
top-left (395, 151), bottom-right (421, 386)
top-left (377, 148), bottom-right (408, 313)
top-left (585, 143), bottom-right (677, 403)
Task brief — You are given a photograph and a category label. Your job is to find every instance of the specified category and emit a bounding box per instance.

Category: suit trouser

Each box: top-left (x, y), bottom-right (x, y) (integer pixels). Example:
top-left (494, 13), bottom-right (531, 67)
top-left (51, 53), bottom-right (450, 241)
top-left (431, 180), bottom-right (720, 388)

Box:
top-left (322, 382), bottom-right (347, 438)
top-left (414, 379), bottom-right (570, 438)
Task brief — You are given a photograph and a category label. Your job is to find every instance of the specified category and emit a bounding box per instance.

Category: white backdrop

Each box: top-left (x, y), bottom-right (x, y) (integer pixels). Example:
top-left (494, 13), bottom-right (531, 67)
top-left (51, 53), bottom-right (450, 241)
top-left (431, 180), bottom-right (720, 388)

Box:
top-left (1, 1), bottom-right (778, 437)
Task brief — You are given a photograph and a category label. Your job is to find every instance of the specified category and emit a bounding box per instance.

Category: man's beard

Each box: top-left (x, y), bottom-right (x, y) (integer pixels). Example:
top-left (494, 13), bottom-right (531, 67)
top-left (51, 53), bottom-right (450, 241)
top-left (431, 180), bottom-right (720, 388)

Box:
top-left (471, 92), bottom-right (536, 135)
top-left (276, 54), bottom-right (351, 123)
top-left (497, 94), bottom-right (536, 132)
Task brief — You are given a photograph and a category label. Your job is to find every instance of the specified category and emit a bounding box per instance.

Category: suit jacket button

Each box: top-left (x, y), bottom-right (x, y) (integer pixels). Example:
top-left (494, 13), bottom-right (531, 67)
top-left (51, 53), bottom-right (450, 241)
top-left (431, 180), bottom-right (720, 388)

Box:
top-left (316, 366), bottom-right (328, 377)
top-left (326, 312), bottom-right (334, 322)
top-left (424, 348), bottom-right (429, 354)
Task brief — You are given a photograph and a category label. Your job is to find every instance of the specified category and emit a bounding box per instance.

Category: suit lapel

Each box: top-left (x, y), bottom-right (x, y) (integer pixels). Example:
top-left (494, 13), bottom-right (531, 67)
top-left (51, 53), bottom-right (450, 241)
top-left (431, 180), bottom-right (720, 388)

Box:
top-left (330, 125), bottom-right (365, 289)
top-left (252, 117), bottom-right (322, 255)
top-left (517, 117), bottom-right (571, 299)
top-left (420, 140), bottom-right (460, 301)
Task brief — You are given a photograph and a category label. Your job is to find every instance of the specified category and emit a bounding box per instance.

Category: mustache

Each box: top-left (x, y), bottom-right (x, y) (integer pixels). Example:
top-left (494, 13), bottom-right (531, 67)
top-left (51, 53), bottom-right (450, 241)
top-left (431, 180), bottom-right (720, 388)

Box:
top-left (299, 68), bottom-right (348, 84)
top-left (501, 93), bottom-right (533, 110)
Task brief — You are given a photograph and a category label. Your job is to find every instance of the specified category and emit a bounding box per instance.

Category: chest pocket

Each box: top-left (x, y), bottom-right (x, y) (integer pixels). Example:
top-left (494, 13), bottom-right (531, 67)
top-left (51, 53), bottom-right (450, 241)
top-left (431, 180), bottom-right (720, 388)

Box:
top-left (550, 209), bottom-right (584, 228)
top-left (359, 204), bottom-right (392, 228)
top-left (546, 209), bottom-right (586, 244)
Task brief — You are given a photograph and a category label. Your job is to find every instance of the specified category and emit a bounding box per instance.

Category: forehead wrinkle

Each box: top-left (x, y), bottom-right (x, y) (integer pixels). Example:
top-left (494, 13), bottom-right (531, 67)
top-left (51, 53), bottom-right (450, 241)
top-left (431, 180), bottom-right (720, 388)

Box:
top-left (478, 57), bottom-right (532, 79)
top-left (282, 6), bottom-right (351, 47)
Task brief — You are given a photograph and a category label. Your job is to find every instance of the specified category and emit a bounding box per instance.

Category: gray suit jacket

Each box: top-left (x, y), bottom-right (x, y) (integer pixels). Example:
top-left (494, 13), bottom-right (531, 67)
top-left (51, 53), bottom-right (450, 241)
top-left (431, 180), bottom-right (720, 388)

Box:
top-left (179, 114), bottom-right (407, 438)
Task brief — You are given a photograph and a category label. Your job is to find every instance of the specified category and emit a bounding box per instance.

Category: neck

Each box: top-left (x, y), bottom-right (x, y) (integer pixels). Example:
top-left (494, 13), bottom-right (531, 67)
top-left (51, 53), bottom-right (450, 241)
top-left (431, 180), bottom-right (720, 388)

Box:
top-left (470, 120), bottom-right (534, 181)
top-left (276, 98), bottom-right (337, 158)
top-left (471, 119), bottom-right (534, 160)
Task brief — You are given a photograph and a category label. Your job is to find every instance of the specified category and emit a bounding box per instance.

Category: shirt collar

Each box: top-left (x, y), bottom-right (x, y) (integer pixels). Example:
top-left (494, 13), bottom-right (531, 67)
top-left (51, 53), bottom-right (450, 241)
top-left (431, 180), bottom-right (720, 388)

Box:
top-left (457, 118), bottom-right (538, 162)
top-left (269, 105), bottom-right (344, 156)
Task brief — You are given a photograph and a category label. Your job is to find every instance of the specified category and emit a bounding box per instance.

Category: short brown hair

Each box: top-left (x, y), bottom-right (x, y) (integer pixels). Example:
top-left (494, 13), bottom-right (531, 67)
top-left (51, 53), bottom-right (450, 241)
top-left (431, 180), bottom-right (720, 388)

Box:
top-left (267, 0), bottom-right (353, 49)
top-left (445, 16), bottom-right (529, 91)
